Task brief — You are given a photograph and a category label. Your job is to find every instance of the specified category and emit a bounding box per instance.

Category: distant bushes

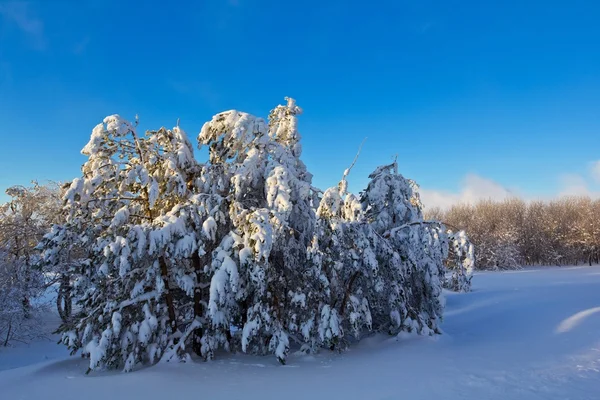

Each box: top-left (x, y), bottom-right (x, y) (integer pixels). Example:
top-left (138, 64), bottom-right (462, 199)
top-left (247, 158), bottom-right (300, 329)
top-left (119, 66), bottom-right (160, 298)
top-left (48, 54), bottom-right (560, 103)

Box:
top-left (426, 197), bottom-right (600, 269)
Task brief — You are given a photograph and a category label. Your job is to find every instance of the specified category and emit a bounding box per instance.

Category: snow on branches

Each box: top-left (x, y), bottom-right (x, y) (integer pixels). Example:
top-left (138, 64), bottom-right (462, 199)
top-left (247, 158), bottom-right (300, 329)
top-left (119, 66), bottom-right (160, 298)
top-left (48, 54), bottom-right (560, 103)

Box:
top-left (1, 182), bottom-right (62, 346)
top-left (39, 98), bottom-right (474, 372)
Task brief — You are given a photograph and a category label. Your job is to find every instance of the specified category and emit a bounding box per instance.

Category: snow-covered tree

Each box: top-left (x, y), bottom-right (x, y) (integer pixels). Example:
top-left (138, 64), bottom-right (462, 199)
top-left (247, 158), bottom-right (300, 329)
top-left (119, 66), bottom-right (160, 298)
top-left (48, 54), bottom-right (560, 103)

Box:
top-left (444, 230), bottom-right (474, 292)
top-left (0, 250), bottom-right (46, 346)
top-left (0, 183), bottom-right (61, 346)
top-left (360, 162), bottom-right (447, 334)
top-left (304, 158), bottom-right (472, 350)
top-left (196, 98), bottom-right (318, 363)
top-left (438, 200), bottom-right (520, 270)
top-left (308, 177), bottom-right (376, 350)
top-left (40, 116), bottom-right (211, 371)
top-left (40, 97), bottom-right (474, 370)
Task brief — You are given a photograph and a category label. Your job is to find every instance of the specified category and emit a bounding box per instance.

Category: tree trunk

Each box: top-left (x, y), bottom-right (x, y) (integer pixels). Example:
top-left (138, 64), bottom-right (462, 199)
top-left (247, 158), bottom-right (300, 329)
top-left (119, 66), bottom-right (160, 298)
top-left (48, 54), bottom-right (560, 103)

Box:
top-left (191, 252), bottom-right (204, 356)
top-left (57, 274), bottom-right (72, 323)
top-left (159, 257), bottom-right (178, 335)
top-left (340, 272), bottom-right (360, 317)
top-left (3, 321), bottom-right (11, 347)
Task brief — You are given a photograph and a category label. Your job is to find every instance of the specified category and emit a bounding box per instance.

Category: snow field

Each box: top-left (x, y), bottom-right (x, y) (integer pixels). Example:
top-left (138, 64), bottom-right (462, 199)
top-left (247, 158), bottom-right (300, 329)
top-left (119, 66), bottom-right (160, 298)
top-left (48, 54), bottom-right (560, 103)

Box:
top-left (1, 266), bottom-right (598, 400)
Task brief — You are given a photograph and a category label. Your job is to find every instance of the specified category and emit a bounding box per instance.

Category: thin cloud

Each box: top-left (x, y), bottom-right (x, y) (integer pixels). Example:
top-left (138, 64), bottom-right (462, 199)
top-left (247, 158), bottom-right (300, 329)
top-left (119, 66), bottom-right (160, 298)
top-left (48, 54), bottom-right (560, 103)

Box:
top-left (558, 173), bottom-right (600, 198)
top-left (420, 174), bottom-right (515, 210)
top-left (421, 166), bottom-right (600, 210)
top-left (0, 1), bottom-right (46, 50)
top-left (589, 160), bottom-right (600, 183)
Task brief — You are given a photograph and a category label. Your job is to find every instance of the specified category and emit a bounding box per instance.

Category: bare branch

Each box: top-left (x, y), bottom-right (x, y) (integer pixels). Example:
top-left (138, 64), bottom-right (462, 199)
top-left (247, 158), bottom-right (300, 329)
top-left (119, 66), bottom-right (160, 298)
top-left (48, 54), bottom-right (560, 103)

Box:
top-left (342, 137), bottom-right (367, 182)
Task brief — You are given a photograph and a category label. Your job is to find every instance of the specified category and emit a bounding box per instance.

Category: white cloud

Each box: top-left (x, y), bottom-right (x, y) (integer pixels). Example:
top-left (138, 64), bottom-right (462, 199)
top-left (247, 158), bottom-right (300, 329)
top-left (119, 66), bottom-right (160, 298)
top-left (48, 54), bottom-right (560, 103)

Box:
top-left (420, 174), bottom-right (514, 210)
top-left (0, 2), bottom-right (45, 50)
top-left (421, 166), bottom-right (600, 210)
top-left (558, 173), bottom-right (591, 197)
top-left (589, 160), bottom-right (600, 183)
top-left (558, 173), bottom-right (600, 199)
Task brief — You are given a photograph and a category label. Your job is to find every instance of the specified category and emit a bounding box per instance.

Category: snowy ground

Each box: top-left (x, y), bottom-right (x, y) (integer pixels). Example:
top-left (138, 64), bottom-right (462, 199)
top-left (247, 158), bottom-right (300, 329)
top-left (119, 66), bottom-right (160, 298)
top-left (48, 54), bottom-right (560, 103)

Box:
top-left (1, 266), bottom-right (599, 400)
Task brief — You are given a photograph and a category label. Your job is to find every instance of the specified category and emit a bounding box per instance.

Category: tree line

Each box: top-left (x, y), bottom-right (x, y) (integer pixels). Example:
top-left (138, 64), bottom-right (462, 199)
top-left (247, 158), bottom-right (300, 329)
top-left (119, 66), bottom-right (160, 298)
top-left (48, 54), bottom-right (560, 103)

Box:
top-left (427, 197), bottom-right (600, 269)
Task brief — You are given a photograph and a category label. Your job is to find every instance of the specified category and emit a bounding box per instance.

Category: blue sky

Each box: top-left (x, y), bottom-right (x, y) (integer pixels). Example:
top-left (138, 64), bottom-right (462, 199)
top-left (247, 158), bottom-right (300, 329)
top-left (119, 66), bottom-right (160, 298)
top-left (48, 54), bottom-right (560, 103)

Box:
top-left (1, 0), bottom-right (600, 207)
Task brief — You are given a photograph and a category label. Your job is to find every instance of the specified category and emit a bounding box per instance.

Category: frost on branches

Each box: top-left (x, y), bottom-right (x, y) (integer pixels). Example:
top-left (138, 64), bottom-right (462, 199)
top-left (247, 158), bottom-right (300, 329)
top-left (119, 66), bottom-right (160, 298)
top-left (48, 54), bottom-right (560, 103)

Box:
top-left (444, 231), bottom-right (475, 292)
top-left (0, 183), bottom-right (62, 346)
top-left (39, 97), bottom-right (474, 372)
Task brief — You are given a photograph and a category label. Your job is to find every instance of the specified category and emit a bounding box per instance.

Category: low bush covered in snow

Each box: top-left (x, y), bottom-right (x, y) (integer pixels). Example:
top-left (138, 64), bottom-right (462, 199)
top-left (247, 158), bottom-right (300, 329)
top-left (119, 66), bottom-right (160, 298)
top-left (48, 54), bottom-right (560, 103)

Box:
top-left (38, 98), bottom-right (474, 372)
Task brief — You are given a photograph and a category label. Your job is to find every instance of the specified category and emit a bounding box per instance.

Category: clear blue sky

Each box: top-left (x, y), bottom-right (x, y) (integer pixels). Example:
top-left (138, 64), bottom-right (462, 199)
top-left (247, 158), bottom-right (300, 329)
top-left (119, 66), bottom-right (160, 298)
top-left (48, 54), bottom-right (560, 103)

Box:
top-left (1, 0), bottom-right (600, 207)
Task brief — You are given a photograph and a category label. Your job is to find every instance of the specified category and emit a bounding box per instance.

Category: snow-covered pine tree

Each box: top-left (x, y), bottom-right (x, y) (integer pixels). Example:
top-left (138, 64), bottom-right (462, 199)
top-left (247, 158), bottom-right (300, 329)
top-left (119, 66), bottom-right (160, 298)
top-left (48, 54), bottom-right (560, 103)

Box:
top-left (197, 98), bottom-right (318, 363)
top-left (309, 157), bottom-right (474, 348)
top-left (40, 97), bottom-right (475, 370)
top-left (360, 161), bottom-right (446, 335)
top-left (42, 116), bottom-right (214, 371)
top-left (444, 230), bottom-right (475, 292)
top-left (310, 175), bottom-right (377, 350)
top-left (38, 223), bottom-right (85, 323)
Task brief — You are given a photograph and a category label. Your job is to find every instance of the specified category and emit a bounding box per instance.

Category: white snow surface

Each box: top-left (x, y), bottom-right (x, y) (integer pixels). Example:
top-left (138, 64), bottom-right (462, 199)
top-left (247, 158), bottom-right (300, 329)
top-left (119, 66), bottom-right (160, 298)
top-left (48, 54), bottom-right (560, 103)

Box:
top-left (1, 266), bottom-right (600, 400)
